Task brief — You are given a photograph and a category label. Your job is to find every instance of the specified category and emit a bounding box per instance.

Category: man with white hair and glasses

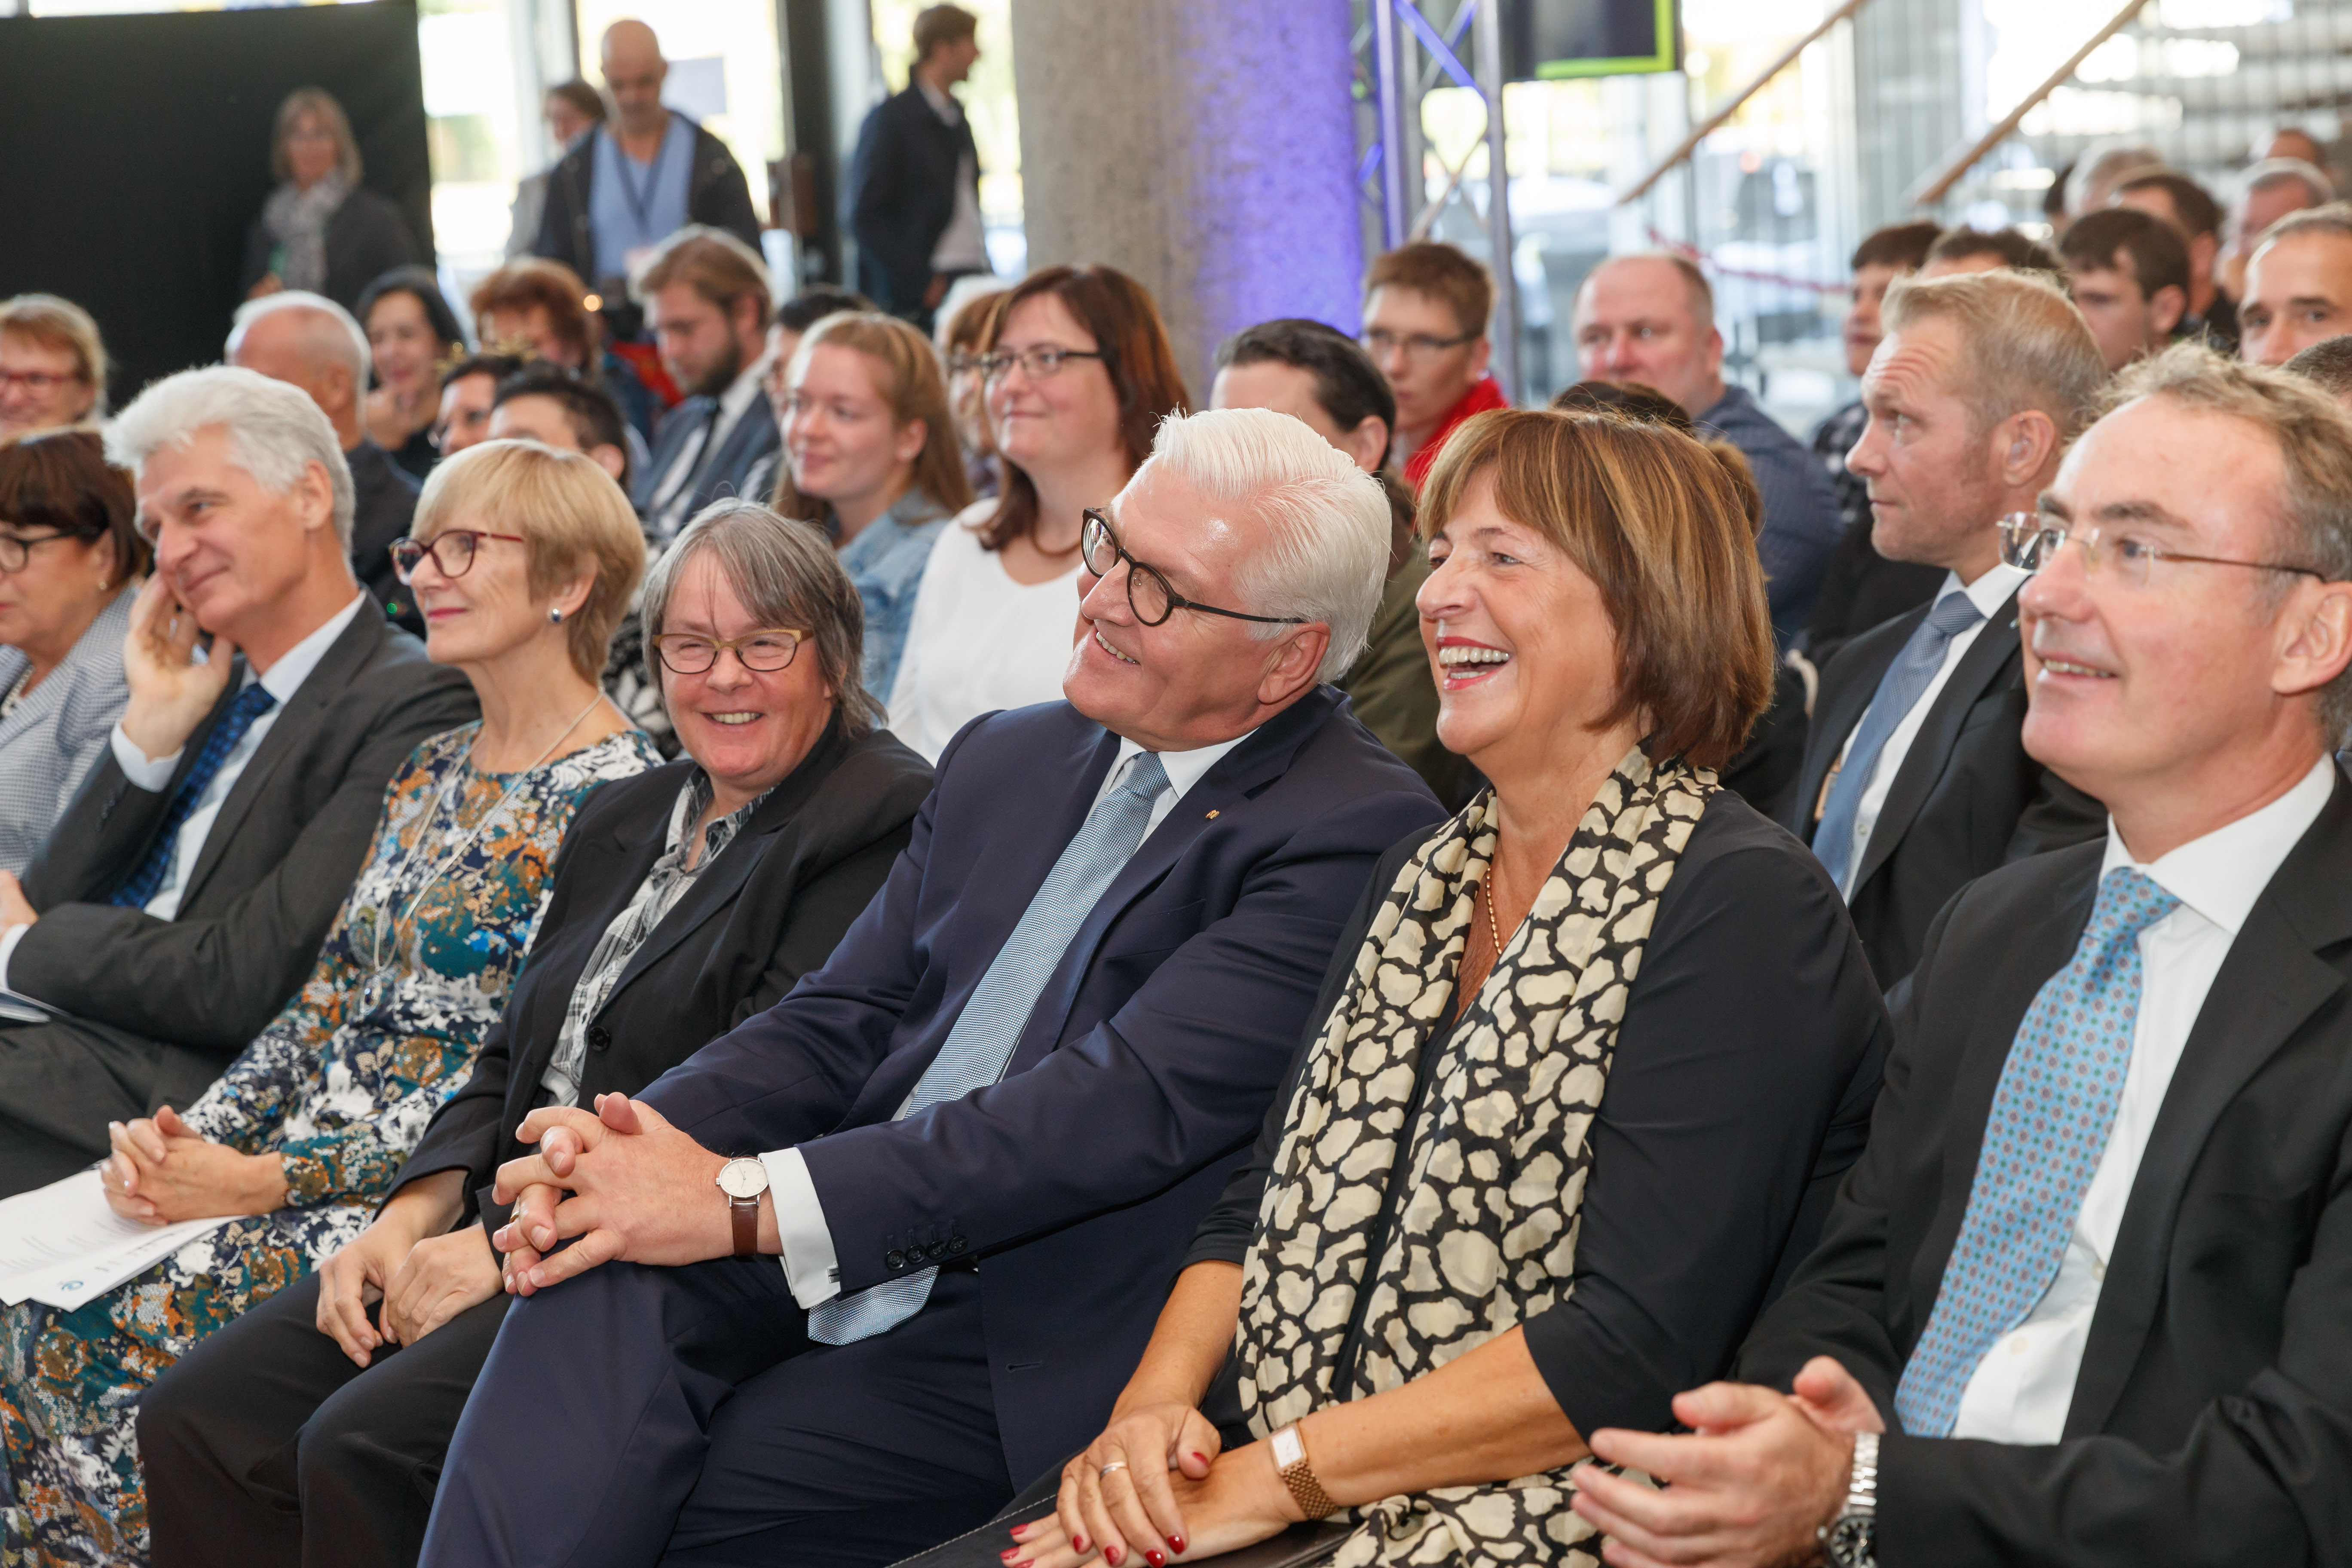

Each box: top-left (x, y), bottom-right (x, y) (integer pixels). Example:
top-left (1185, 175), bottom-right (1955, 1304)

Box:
top-left (419, 406), bottom-right (1443, 1567)
top-left (0, 367), bottom-right (475, 1194)
top-left (229, 290), bottom-right (424, 632)
top-left (1571, 344), bottom-right (2352, 1568)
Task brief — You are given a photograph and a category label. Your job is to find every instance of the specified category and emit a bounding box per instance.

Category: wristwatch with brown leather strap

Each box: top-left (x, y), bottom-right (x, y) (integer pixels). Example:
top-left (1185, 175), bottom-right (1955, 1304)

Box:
top-left (715, 1157), bottom-right (769, 1257)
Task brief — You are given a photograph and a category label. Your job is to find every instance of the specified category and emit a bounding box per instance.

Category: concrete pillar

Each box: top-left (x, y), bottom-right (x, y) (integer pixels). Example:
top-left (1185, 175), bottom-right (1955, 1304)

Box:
top-left (1010, 0), bottom-right (1364, 401)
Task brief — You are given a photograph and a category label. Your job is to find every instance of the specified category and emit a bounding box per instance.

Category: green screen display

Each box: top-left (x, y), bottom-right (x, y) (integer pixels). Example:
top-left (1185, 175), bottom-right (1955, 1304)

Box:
top-left (1505, 0), bottom-right (1681, 79)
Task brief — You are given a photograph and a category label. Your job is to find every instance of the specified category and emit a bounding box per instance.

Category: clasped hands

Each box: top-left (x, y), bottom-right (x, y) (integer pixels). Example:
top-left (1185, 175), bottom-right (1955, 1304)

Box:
top-left (491, 1091), bottom-right (740, 1295)
top-left (100, 1104), bottom-right (287, 1225)
top-left (1010, 1357), bottom-right (1885, 1568)
top-left (1568, 1355), bottom-right (1885, 1568)
top-left (1008, 1399), bottom-right (1300, 1568)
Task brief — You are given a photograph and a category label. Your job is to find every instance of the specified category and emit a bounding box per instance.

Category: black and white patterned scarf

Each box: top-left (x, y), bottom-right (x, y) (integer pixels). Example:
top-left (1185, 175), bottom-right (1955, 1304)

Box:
top-left (1234, 747), bottom-right (1715, 1567)
top-left (261, 173), bottom-right (349, 294)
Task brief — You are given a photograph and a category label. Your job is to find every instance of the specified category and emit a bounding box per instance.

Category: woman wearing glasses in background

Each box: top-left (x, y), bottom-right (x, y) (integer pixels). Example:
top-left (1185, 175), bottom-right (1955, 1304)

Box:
top-left (0, 430), bottom-right (148, 875)
top-left (140, 499), bottom-right (932, 1568)
top-left (885, 265), bottom-right (1188, 761)
top-left (0, 439), bottom-right (659, 1564)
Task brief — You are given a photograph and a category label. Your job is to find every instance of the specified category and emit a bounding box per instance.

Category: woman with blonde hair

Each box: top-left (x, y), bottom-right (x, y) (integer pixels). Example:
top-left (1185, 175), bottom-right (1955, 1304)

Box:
top-left (768, 310), bottom-right (974, 697)
top-left (1015, 409), bottom-right (1889, 1568)
top-left (239, 87), bottom-right (425, 313)
top-left (0, 439), bottom-right (660, 1563)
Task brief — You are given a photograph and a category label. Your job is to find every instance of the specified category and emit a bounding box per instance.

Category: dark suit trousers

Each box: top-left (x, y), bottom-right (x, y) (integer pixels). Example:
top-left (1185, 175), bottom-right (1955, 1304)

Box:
top-left (422, 1258), bottom-right (1011, 1568)
top-left (0, 1012), bottom-right (231, 1196)
top-left (141, 1271), bottom-right (512, 1568)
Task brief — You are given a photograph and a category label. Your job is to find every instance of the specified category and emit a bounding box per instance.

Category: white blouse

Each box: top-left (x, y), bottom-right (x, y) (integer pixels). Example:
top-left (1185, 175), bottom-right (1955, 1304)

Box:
top-left (885, 501), bottom-right (1084, 762)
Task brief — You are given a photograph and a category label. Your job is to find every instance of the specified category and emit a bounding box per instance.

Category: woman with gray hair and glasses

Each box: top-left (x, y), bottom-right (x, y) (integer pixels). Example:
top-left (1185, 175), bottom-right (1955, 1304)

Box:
top-left (138, 499), bottom-right (934, 1568)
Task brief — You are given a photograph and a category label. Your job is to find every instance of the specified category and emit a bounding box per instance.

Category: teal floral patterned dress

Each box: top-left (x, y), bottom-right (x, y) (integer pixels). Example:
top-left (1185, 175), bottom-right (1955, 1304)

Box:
top-left (0, 720), bottom-right (658, 1566)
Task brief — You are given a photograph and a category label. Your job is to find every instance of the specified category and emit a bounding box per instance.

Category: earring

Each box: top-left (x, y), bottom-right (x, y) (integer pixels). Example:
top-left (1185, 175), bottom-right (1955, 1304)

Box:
top-left (548, 607), bottom-right (564, 625)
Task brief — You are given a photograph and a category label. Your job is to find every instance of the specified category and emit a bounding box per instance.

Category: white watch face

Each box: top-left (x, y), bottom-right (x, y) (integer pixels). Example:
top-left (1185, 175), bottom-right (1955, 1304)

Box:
top-left (1270, 1426), bottom-right (1305, 1470)
top-left (716, 1157), bottom-right (769, 1201)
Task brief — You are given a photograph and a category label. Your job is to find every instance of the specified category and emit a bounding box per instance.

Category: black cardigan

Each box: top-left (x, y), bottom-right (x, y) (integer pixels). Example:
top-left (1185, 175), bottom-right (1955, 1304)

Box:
top-left (393, 721), bottom-right (933, 1227)
top-left (238, 186), bottom-right (425, 314)
top-left (1187, 789), bottom-right (1892, 1437)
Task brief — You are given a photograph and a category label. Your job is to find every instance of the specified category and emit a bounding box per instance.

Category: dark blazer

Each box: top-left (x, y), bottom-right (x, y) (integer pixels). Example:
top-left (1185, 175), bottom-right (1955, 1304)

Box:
top-left (532, 116), bottom-right (763, 288)
top-left (1739, 765), bottom-right (2352, 1566)
top-left (238, 187), bottom-right (426, 315)
top-left (1785, 585), bottom-right (2104, 986)
top-left (396, 725), bottom-right (934, 1225)
top-left (347, 438), bottom-right (423, 636)
top-left (1189, 792), bottom-right (1891, 1439)
top-left (640, 688), bottom-right (1443, 1487)
top-left (845, 85), bottom-right (982, 316)
top-left (15, 605), bottom-right (478, 1060)
top-left (628, 386), bottom-right (780, 534)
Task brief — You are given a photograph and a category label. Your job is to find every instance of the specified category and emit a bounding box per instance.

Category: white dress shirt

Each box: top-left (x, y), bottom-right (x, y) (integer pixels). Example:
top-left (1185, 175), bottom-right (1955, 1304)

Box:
top-left (761, 731), bottom-right (1251, 1309)
top-left (915, 78), bottom-right (989, 275)
top-left (0, 593), bottom-right (367, 1000)
top-left (1828, 562), bottom-right (2029, 897)
top-left (648, 350), bottom-right (775, 539)
top-left (1949, 754), bottom-right (2335, 1443)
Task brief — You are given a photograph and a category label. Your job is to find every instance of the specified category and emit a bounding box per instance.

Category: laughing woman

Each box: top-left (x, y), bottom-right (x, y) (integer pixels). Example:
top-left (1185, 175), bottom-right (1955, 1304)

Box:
top-left (0, 439), bottom-right (658, 1565)
top-left (1015, 410), bottom-right (1891, 1568)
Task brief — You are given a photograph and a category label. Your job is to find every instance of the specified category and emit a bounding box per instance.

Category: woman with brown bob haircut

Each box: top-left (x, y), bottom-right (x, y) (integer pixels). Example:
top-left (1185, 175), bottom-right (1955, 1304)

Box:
top-left (1021, 408), bottom-right (1890, 1568)
top-left (885, 265), bottom-right (1188, 759)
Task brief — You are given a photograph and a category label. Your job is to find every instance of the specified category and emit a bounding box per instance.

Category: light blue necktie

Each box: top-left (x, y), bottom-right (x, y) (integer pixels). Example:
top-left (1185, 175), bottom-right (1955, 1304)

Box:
top-left (1813, 592), bottom-right (1985, 891)
top-left (807, 750), bottom-right (1171, 1344)
top-left (1893, 867), bottom-right (2180, 1436)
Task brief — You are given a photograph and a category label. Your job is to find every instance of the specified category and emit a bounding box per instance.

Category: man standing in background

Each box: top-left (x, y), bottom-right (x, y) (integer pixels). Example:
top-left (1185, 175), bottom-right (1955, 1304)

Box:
top-left (847, 6), bottom-right (990, 331)
top-left (533, 21), bottom-right (762, 316)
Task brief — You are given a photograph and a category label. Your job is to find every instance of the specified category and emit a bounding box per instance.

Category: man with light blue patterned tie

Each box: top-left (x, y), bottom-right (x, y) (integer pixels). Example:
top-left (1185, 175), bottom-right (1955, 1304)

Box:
top-left (1565, 349), bottom-right (2352, 1567)
top-left (0, 367), bottom-right (475, 1197)
top-left (1787, 269), bottom-right (2108, 986)
top-left (424, 407), bottom-right (1442, 1568)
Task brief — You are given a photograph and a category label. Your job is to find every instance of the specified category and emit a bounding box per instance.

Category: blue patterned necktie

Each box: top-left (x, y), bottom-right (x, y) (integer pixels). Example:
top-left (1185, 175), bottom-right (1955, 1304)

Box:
top-left (1813, 592), bottom-right (1985, 891)
top-left (1893, 866), bottom-right (2180, 1437)
top-left (109, 683), bottom-right (280, 909)
top-left (807, 750), bottom-right (1172, 1345)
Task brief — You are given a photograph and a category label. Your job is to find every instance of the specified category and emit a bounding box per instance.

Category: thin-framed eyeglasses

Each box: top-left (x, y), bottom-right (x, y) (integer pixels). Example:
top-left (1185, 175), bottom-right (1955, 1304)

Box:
top-left (389, 530), bottom-right (529, 585)
top-left (979, 346), bottom-right (1104, 383)
top-left (1079, 510), bottom-right (1308, 629)
top-left (649, 628), bottom-right (810, 675)
top-left (0, 529), bottom-right (88, 573)
top-left (1997, 511), bottom-right (2326, 590)
top-left (1359, 328), bottom-right (1478, 362)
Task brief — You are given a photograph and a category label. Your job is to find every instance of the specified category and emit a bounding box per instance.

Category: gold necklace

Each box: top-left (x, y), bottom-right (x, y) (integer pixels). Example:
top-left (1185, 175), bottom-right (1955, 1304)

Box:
top-left (1483, 859), bottom-right (1505, 961)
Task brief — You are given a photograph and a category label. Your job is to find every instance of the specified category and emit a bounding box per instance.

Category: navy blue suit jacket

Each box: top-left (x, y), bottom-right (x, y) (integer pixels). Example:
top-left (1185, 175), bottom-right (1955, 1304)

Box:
top-left (640, 686), bottom-right (1442, 1485)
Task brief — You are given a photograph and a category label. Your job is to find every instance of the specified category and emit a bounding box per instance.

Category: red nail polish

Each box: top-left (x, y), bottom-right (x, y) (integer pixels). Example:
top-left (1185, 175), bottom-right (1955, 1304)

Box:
top-left (1148, 1552), bottom-right (1166, 1567)
top-left (1106, 1548), bottom-right (1123, 1567)
top-left (1000, 1553), bottom-right (1018, 1561)
top-left (1169, 1539), bottom-right (1185, 1555)
top-left (1072, 1538), bottom-right (1087, 1555)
